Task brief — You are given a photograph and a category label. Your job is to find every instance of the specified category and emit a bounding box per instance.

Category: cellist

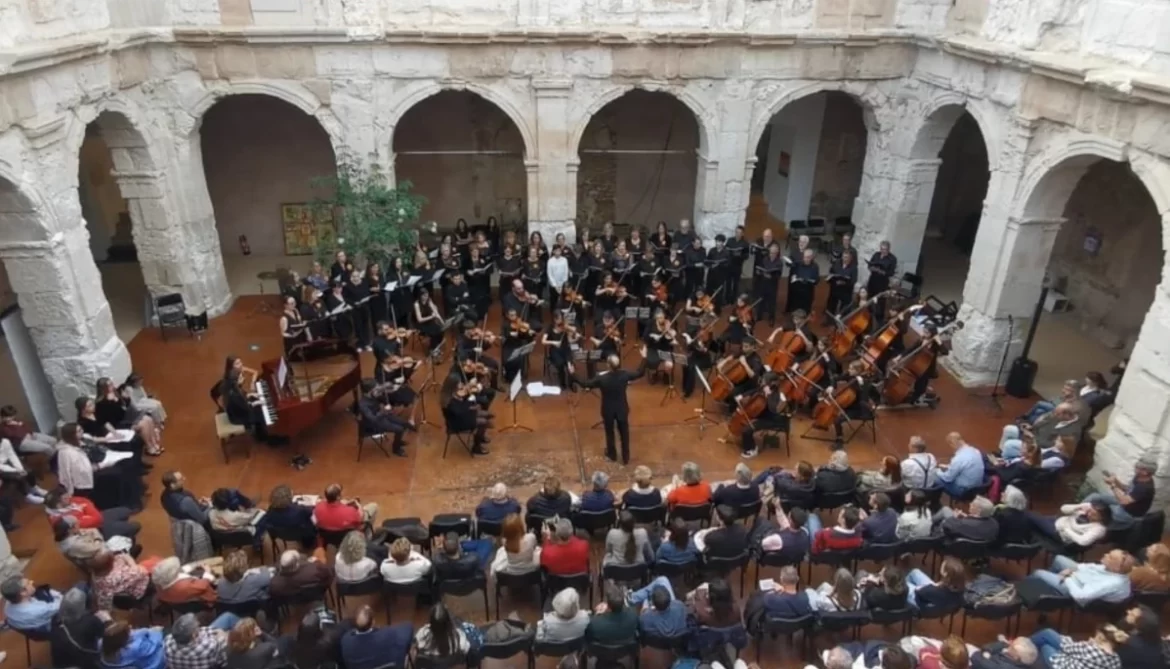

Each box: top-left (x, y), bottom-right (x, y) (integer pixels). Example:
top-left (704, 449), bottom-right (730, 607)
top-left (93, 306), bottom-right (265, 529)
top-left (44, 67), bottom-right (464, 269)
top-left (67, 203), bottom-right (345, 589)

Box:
top-left (888, 322), bottom-right (949, 408)
top-left (717, 338), bottom-right (765, 411)
top-left (765, 309), bottom-right (819, 364)
top-left (735, 372), bottom-right (787, 458)
top-left (868, 301), bottom-right (923, 373)
top-left (824, 360), bottom-right (879, 449)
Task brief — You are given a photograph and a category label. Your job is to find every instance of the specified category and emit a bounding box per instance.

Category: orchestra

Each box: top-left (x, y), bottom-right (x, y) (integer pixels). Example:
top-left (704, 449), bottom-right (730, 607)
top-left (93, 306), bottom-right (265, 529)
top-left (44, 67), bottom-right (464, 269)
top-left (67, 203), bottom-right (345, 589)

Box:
top-left (267, 221), bottom-right (956, 463)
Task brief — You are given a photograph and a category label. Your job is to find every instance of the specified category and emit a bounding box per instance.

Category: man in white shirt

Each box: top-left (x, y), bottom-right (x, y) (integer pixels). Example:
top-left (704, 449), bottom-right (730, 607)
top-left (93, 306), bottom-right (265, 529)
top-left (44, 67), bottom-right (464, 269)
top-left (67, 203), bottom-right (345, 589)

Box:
top-left (900, 436), bottom-right (938, 490)
top-left (380, 537), bottom-right (431, 584)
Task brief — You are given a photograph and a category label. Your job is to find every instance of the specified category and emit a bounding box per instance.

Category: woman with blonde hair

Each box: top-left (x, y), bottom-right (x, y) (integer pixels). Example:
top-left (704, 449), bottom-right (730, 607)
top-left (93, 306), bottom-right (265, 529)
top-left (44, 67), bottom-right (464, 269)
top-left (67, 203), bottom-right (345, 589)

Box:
top-left (812, 567), bottom-right (864, 611)
top-left (1130, 543), bottom-right (1170, 592)
top-left (380, 536), bottom-right (432, 583)
top-left (225, 616), bottom-right (285, 669)
top-left (490, 513), bottom-right (540, 575)
top-left (216, 549), bottom-right (272, 604)
top-left (622, 465), bottom-right (663, 508)
top-left (335, 530), bottom-right (379, 582)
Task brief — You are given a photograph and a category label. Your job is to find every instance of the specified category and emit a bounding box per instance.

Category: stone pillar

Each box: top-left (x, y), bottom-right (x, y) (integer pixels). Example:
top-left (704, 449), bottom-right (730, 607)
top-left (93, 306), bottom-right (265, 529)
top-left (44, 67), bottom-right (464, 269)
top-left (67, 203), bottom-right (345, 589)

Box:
top-left (887, 158), bottom-right (943, 273)
top-left (528, 80), bottom-right (576, 243)
top-left (0, 226), bottom-right (131, 417)
top-left (163, 150), bottom-right (234, 316)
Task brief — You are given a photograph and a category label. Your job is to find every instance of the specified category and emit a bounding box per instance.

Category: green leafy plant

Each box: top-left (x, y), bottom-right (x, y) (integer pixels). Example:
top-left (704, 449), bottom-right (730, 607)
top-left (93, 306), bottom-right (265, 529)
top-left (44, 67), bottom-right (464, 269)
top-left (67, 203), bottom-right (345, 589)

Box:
top-left (310, 162), bottom-right (427, 269)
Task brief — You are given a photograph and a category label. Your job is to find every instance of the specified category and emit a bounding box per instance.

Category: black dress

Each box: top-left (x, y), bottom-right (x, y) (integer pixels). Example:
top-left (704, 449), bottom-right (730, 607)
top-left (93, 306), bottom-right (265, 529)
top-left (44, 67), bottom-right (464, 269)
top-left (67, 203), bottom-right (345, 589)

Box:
top-left (343, 280), bottom-right (373, 347)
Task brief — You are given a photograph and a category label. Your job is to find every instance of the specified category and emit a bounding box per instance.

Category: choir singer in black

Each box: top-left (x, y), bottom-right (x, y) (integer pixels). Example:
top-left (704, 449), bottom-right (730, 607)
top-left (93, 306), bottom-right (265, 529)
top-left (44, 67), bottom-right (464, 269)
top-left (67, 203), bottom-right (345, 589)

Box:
top-left (575, 347), bottom-right (647, 464)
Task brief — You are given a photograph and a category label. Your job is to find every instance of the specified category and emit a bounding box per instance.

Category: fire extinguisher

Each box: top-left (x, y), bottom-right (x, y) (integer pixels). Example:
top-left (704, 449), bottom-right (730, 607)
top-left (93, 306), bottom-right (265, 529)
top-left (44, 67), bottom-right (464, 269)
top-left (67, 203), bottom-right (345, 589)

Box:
top-left (239, 235), bottom-right (251, 255)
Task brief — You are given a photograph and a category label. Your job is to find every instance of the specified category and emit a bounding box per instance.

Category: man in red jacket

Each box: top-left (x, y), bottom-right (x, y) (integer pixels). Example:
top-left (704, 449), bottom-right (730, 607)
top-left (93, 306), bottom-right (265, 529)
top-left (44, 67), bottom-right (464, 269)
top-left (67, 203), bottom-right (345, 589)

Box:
top-left (539, 518), bottom-right (589, 575)
top-left (312, 483), bottom-right (378, 533)
top-left (812, 506), bottom-right (863, 553)
top-left (43, 488), bottom-right (140, 540)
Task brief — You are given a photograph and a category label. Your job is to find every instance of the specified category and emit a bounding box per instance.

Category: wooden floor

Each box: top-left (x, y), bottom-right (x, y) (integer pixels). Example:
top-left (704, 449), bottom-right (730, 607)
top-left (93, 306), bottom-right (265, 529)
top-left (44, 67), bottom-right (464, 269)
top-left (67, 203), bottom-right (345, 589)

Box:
top-left (7, 292), bottom-right (1102, 668)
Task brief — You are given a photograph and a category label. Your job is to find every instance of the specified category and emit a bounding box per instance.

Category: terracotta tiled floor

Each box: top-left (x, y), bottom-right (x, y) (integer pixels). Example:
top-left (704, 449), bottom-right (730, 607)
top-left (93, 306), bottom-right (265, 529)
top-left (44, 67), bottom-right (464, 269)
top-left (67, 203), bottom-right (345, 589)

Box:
top-left (7, 294), bottom-right (1104, 668)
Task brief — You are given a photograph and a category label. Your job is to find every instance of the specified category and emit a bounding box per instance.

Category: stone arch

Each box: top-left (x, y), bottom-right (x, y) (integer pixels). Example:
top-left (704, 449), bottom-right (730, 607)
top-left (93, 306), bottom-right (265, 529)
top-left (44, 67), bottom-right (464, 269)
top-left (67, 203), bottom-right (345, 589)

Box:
top-left (909, 95), bottom-right (1002, 172)
top-left (184, 81), bottom-right (347, 160)
top-left (747, 81), bottom-right (883, 158)
top-left (386, 81), bottom-right (536, 161)
top-left (568, 83), bottom-right (715, 159)
top-left (1013, 138), bottom-right (1144, 221)
top-left (0, 161), bottom-right (56, 244)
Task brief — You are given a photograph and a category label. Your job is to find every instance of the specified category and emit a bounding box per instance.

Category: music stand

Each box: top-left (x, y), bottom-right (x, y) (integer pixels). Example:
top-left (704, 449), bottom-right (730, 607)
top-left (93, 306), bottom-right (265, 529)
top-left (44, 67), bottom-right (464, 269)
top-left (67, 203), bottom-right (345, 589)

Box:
top-left (414, 341), bottom-right (445, 429)
top-left (660, 352), bottom-right (686, 406)
top-left (683, 366), bottom-right (721, 437)
top-left (499, 362), bottom-right (534, 433)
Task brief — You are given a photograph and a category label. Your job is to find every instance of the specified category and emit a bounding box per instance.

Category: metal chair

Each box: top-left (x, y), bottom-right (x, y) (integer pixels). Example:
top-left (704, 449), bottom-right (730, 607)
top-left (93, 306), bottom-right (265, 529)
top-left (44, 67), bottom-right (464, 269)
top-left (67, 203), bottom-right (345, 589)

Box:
top-left (272, 584), bottom-right (335, 627)
top-left (669, 502), bottom-right (714, 528)
top-left (429, 514), bottom-right (473, 543)
top-left (584, 640), bottom-right (640, 669)
top-left (154, 293), bottom-right (190, 341)
top-left (436, 574), bottom-right (489, 619)
top-left (317, 528), bottom-right (351, 554)
top-left (753, 549), bottom-right (806, 584)
top-left (267, 525), bottom-right (315, 563)
top-left (901, 534), bottom-right (944, 574)
top-left (815, 489), bottom-right (856, 514)
top-left (913, 600), bottom-right (963, 634)
top-left (543, 570), bottom-right (593, 609)
top-left (755, 614), bottom-right (814, 662)
top-left (1136, 589), bottom-right (1170, 613)
top-left (1024, 592), bottom-right (1074, 629)
top-left (641, 630), bottom-right (691, 657)
top-left (807, 549), bottom-right (857, 582)
top-left (571, 508), bottom-right (618, 538)
top-left (474, 517), bottom-right (504, 539)
top-left (992, 542), bottom-right (1043, 572)
top-left (208, 528), bottom-right (255, 556)
top-left (731, 500), bottom-right (763, 525)
top-left (352, 403), bottom-right (390, 461)
top-left (112, 584), bottom-right (154, 624)
top-left (853, 541), bottom-right (902, 567)
top-left (157, 598), bottom-right (213, 624)
top-left (494, 569), bottom-right (544, 619)
top-left (816, 610), bottom-right (870, 638)
top-left (947, 478), bottom-right (992, 508)
top-left (653, 558), bottom-right (699, 589)
top-left (962, 601), bottom-right (1022, 637)
top-left (336, 574), bottom-right (384, 615)
top-left (702, 551), bottom-right (751, 595)
top-left (625, 504), bottom-right (667, 526)
top-left (940, 538), bottom-right (994, 562)
top-left (215, 599), bottom-right (267, 619)
top-left (440, 406), bottom-right (476, 458)
top-left (478, 633), bottom-right (535, 668)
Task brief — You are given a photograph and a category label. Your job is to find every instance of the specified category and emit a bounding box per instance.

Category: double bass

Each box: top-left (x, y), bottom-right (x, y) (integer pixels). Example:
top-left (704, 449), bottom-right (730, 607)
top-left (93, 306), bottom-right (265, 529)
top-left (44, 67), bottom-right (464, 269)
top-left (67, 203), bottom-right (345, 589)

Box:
top-left (882, 320), bottom-right (963, 405)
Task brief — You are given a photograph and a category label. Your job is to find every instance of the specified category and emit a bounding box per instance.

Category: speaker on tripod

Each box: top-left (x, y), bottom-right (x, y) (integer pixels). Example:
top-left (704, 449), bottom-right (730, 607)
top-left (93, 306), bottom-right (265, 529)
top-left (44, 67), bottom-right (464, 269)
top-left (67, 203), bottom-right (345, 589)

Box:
top-left (1005, 284), bottom-right (1049, 398)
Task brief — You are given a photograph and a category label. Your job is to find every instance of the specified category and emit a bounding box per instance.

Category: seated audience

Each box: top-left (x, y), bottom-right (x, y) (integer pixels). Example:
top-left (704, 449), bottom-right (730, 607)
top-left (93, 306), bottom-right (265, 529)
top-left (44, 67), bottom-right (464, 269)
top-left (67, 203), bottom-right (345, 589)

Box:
top-left (1023, 401), bottom-right (1087, 451)
top-left (821, 647), bottom-right (855, 669)
top-left (50, 587), bottom-right (105, 669)
top-left (2, 575), bottom-right (62, 632)
top-left (0, 404), bottom-right (57, 455)
top-left (152, 556), bottom-right (217, 605)
top-left (271, 549), bottom-right (333, 598)
top-left (414, 603), bottom-right (473, 659)
top-left (859, 492), bottom-right (898, 543)
top-left (380, 537), bottom-right (431, 584)
top-left (857, 455), bottom-right (902, 494)
top-left (815, 451), bottom-right (858, 496)
top-left (1130, 543), bottom-right (1170, 592)
top-left (937, 432), bottom-right (985, 498)
top-left (901, 436), bottom-right (939, 490)
top-left (751, 503), bottom-right (811, 562)
top-left (713, 463), bottom-right (761, 509)
top-left (994, 485), bottom-right (1035, 546)
top-left (622, 465), bottom-right (663, 508)
top-left (760, 565), bottom-right (813, 618)
top-left (587, 582), bottom-right (638, 645)
top-left (433, 532), bottom-right (482, 581)
top-left (687, 578), bottom-right (746, 660)
top-left (289, 611), bottom-right (344, 669)
top-left (164, 612), bottom-right (239, 669)
top-left (695, 504), bottom-right (749, 559)
top-left (474, 483), bottom-right (521, 524)
top-left (907, 556), bottom-right (967, 610)
top-left (813, 506), bottom-right (863, 553)
top-left (766, 461), bottom-right (817, 509)
top-left (1083, 459), bottom-right (1156, 526)
top-left (862, 565), bottom-right (909, 611)
top-left (526, 476), bottom-right (573, 519)
top-left (160, 471), bottom-right (210, 525)
top-left (208, 488), bottom-right (260, 534)
top-left (937, 495), bottom-right (999, 543)
top-left (100, 620), bottom-right (165, 669)
top-left (638, 581), bottom-right (688, 638)
top-left (1118, 605), bottom-right (1164, 669)
top-left (604, 510), bottom-right (653, 566)
top-left (0, 435), bottom-right (46, 502)
top-left (45, 488), bottom-right (140, 541)
top-left (656, 517), bottom-right (699, 565)
top-left (811, 567), bottom-right (865, 612)
top-left (56, 422), bottom-right (143, 511)
top-left (1031, 625), bottom-right (1126, 669)
top-left (897, 489), bottom-right (933, 540)
top-left (312, 483), bottom-right (376, 533)
top-left (256, 485), bottom-right (316, 549)
top-left (919, 635), bottom-right (969, 669)
top-left (970, 636), bottom-right (1039, 669)
top-left (540, 518), bottom-right (590, 575)
top-left (579, 471), bottom-right (616, 512)
top-left (335, 531), bottom-right (380, 583)
top-left (1029, 500), bottom-right (1111, 547)
top-left (1026, 550), bottom-right (1134, 606)
top-left (340, 605), bottom-right (413, 669)
top-left (90, 549), bottom-right (151, 610)
top-left (225, 616), bottom-right (288, 669)
top-left (491, 513), bottom-right (540, 575)
top-left (536, 587), bottom-right (590, 642)
top-left (54, 517), bottom-right (109, 564)
top-left (216, 550), bottom-right (272, 604)
top-left (666, 461), bottom-right (712, 507)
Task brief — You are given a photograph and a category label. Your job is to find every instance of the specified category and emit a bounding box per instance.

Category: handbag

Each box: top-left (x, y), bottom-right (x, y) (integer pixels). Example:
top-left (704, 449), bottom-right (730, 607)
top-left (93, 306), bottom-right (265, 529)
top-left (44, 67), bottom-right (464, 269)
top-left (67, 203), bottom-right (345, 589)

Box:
top-left (83, 444), bottom-right (108, 464)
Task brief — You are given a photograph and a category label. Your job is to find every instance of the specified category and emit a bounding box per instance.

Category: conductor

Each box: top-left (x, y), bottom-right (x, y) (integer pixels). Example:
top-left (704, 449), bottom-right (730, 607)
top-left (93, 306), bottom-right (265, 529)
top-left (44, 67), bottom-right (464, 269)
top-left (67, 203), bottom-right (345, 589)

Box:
top-left (577, 348), bottom-right (648, 464)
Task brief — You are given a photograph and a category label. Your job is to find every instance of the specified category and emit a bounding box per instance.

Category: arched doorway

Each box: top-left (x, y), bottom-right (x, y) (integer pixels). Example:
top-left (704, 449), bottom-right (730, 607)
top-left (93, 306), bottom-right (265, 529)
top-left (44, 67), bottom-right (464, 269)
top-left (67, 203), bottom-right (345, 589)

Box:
top-left (748, 91), bottom-right (868, 250)
top-left (199, 94), bottom-right (339, 290)
top-left (575, 90), bottom-right (700, 236)
top-left (911, 107), bottom-right (991, 303)
top-left (392, 90), bottom-right (529, 232)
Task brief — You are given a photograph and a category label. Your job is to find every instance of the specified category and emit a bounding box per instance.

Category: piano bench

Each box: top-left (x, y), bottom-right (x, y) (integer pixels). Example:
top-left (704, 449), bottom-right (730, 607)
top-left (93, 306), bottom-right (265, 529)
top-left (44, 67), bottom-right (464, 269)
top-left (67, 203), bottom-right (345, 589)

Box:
top-left (215, 413), bottom-right (251, 463)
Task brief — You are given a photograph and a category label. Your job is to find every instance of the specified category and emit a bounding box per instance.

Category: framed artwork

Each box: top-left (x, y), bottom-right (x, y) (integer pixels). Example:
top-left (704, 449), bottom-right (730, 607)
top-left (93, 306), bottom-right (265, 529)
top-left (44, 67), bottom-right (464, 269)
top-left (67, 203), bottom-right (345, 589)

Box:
top-left (281, 203), bottom-right (336, 256)
top-left (777, 151), bottom-right (791, 178)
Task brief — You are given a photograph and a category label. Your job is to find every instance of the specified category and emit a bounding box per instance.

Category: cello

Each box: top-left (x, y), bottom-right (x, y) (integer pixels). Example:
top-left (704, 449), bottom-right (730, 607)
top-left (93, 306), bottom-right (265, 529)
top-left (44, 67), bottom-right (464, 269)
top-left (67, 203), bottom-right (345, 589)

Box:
top-left (763, 327), bottom-right (810, 373)
top-left (709, 355), bottom-right (747, 402)
top-left (726, 390), bottom-right (769, 440)
top-left (827, 289), bottom-right (896, 362)
top-left (811, 361), bottom-right (871, 431)
top-left (859, 302), bottom-right (924, 370)
top-left (779, 351), bottom-right (833, 406)
top-left (882, 320), bottom-right (963, 405)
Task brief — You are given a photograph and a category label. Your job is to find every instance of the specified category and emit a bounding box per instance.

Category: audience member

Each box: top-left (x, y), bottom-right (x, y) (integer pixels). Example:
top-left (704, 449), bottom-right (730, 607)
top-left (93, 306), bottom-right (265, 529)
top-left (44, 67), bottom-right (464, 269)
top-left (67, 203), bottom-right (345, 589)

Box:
top-left (760, 565), bottom-right (813, 618)
top-left (271, 549), bottom-right (333, 598)
top-left (50, 587), bottom-right (105, 669)
top-left (256, 485), bottom-right (316, 549)
top-left (225, 616), bottom-right (288, 669)
top-left (813, 506), bottom-right (863, 553)
top-left (54, 516), bottom-right (113, 564)
top-left (45, 488), bottom-right (140, 541)
top-left (536, 587), bottom-right (590, 642)
top-left (768, 461), bottom-right (817, 509)
top-left (164, 612), bottom-right (240, 669)
top-left (208, 488), bottom-right (260, 534)
top-left (288, 612), bottom-right (344, 669)
top-left (656, 517), bottom-right (699, 565)
top-left (312, 484), bottom-right (376, 532)
top-left (216, 550), bottom-right (272, 604)
top-left (897, 489), bottom-right (933, 540)
top-left (1029, 500), bottom-right (1111, 547)
top-left (1083, 460), bottom-right (1157, 525)
top-left (1018, 379), bottom-right (1082, 424)
top-left (100, 620), bottom-right (166, 669)
top-left (1031, 625), bottom-right (1126, 669)
top-left (713, 463), bottom-right (762, 509)
top-left (0, 404), bottom-right (57, 455)
top-left (901, 436), bottom-right (939, 490)
top-left (811, 567), bottom-right (864, 612)
top-left (622, 465), bottom-right (663, 508)
top-left (815, 451), bottom-right (858, 495)
top-left (1026, 549), bottom-right (1134, 606)
top-left (937, 432), bottom-right (985, 498)
top-left (862, 565), bottom-right (909, 611)
top-left (414, 603), bottom-right (473, 659)
top-left (858, 455), bottom-right (902, 493)
top-left (994, 486), bottom-right (1035, 546)
top-left (152, 556), bottom-right (217, 605)
top-left (604, 510), bottom-right (653, 566)
top-left (970, 636), bottom-right (1038, 669)
top-left (433, 532), bottom-right (482, 581)
top-left (540, 518), bottom-right (589, 575)
top-left (335, 531), bottom-right (380, 582)
top-left (90, 549), bottom-right (151, 610)
top-left (2, 575), bottom-right (63, 632)
top-left (160, 471), bottom-right (210, 524)
top-left (937, 495), bottom-right (999, 543)
top-left (919, 635), bottom-right (969, 669)
top-left (1023, 402), bottom-right (1086, 450)
top-left (579, 471), bottom-right (616, 512)
top-left (752, 503), bottom-right (811, 562)
top-left (340, 605), bottom-right (413, 669)
top-left (587, 582), bottom-right (639, 644)
top-left (1129, 543), bottom-right (1170, 592)
top-left (637, 581), bottom-right (688, 637)
top-left (474, 483), bottom-right (521, 524)
top-left (666, 461), bottom-right (713, 507)
top-left (380, 537), bottom-right (431, 583)
top-left (491, 513), bottom-right (540, 575)
top-left (526, 476), bottom-right (573, 518)
top-left (906, 556), bottom-right (967, 610)
top-left (859, 492), bottom-right (898, 543)
top-left (696, 504), bottom-right (749, 558)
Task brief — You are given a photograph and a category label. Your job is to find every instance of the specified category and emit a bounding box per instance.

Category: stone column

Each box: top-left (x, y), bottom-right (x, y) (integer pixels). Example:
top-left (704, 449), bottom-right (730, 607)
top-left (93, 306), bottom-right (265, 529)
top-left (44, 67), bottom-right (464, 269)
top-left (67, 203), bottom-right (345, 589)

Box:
top-left (0, 226), bottom-right (132, 417)
top-left (162, 150), bottom-right (234, 316)
top-left (886, 158), bottom-right (943, 273)
top-left (528, 80), bottom-right (576, 243)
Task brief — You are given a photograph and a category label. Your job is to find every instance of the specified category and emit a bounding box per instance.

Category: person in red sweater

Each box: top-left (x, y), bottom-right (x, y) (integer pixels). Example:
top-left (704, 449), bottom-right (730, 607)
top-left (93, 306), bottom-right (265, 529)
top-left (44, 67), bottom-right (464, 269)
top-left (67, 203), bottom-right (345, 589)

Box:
top-left (813, 506), bottom-right (863, 553)
top-left (918, 635), bottom-right (968, 669)
top-left (44, 488), bottom-right (140, 541)
top-left (312, 484), bottom-right (378, 533)
top-left (539, 518), bottom-right (589, 575)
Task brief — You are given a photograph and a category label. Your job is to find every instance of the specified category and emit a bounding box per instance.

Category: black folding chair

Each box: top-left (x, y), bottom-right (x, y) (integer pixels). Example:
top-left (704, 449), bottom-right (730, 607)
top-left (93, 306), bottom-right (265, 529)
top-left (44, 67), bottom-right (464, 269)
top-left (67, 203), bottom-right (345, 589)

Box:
top-left (384, 578), bottom-right (432, 623)
top-left (854, 541), bottom-right (902, 567)
top-left (641, 630), bottom-right (691, 657)
top-left (441, 406), bottom-right (476, 458)
top-left (913, 600), bottom-right (963, 634)
top-left (807, 549), bottom-right (857, 582)
top-left (479, 633), bottom-right (535, 668)
top-left (816, 610), bottom-right (870, 639)
top-left (1136, 590), bottom-right (1170, 613)
top-left (753, 549), bottom-right (806, 584)
top-left (815, 489), bottom-right (856, 515)
top-left (992, 542), bottom-right (1043, 572)
top-left (901, 534), bottom-right (944, 574)
top-left (474, 517), bottom-right (504, 539)
top-left (436, 574), bottom-right (489, 619)
top-left (962, 601), bottom-right (1022, 637)
top-left (653, 559), bottom-right (699, 589)
top-left (533, 636), bottom-right (585, 667)
top-left (600, 562), bottom-right (649, 589)
top-left (336, 574), bottom-right (384, 615)
top-left (112, 583), bottom-right (155, 624)
top-left (267, 525), bottom-right (316, 563)
top-left (940, 538), bottom-right (994, 563)
top-left (702, 551), bottom-right (750, 595)
top-left (543, 570), bottom-right (593, 609)
top-left (584, 640), bottom-right (640, 669)
top-left (670, 502), bottom-right (714, 528)
top-left (272, 584), bottom-right (335, 628)
top-left (755, 614), bottom-right (815, 662)
top-left (317, 528), bottom-right (351, 554)
top-left (732, 500), bottom-right (763, 525)
top-left (869, 607), bottom-right (914, 636)
top-left (429, 514), bottom-right (473, 542)
top-left (572, 508), bottom-right (618, 538)
top-left (157, 598), bottom-right (213, 624)
top-left (625, 504), bottom-right (667, 526)
top-left (494, 569), bottom-right (543, 619)
top-left (215, 599), bottom-right (267, 619)
top-left (208, 528), bottom-right (255, 555)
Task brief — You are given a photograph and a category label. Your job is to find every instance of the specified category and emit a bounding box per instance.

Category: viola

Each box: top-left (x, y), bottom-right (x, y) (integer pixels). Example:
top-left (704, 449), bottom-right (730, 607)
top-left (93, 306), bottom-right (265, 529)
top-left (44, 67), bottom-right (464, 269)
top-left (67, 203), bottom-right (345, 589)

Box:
top-left (562, 286), bottom-right (586, 306)
top-left (509, 317), bottom-right (532, 335)
top-left (461, 359), bottom-right (490, 378)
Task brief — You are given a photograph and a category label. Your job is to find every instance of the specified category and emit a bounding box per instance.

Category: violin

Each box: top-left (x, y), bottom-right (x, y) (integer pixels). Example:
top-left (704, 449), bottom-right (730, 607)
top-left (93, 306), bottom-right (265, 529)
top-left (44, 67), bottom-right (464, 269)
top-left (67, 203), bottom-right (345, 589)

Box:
top-left (655, 318), bottom-right (677, 340)
top-left (615, 284), bottom-right (629, 300)
top-left (467, 327), bottom-right (497, 344)
top-left (696, 294), bottom-right (715, 314)
top-left (736, 302), bottom-right (755, 326)
top-left (562, 286), bottom-right (588, 306)
top-left (653, 283), bottom-right (669, 303)
top-left (604, 324), bottom-right (623, 343)
top-left (460, 358), bottom-right (490, 379)
top-left (454, 378), bottom-right (483, 399)
top-left (509, 316), bottom-right (532, 335)
top-left (554, 322), bottom-right (579, 336)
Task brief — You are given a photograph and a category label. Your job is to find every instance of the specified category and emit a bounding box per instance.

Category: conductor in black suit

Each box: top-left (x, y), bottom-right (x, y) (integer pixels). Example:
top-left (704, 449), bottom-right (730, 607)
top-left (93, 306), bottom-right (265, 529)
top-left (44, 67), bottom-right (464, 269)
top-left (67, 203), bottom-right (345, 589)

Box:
top-left (576, 348), bottom-right (647, 464)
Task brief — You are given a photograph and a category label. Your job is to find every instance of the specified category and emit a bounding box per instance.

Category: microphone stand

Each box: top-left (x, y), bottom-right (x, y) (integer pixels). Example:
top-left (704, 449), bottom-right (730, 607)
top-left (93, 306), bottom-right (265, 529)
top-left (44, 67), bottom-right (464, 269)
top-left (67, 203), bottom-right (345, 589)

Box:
top-left (414, 341), bottom-right (443, 429)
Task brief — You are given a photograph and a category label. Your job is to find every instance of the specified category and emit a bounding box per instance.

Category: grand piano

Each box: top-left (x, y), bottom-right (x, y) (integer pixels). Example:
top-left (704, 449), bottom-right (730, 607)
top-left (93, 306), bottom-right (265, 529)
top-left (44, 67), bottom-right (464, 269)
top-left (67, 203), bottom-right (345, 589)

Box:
top-left (253, 342), bottom-right (362, 440)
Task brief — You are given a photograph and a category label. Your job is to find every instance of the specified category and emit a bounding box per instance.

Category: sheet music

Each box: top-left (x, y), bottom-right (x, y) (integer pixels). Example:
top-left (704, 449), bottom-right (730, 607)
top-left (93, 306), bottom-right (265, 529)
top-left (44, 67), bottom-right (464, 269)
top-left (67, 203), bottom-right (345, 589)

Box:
top-left (278, 357), bottom-right (289, 390)
top-left (406, 275), bottom-right (421, 287)
top-left (526, 382), bottom-right (561, 397)
top-left (329, 303), bottom-right (350, 315)
top-left (385, 281), bottom-right (398, 291)
top-left (509, 370), bottom-right (524, 402)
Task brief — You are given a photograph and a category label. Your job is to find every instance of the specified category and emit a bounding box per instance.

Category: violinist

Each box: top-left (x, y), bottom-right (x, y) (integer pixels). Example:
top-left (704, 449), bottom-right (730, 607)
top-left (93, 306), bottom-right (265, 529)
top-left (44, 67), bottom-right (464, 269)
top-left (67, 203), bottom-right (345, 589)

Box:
top-left (753, 243), bottom-right (785, 326)
top-left (357, 379), bottom-right (413, 457)
top-left (651, 221), bottom-right (672, 265)
top-left (706, 234), bottom-right (731, 308)
top-left (641, 276), bottom-right (669, 339)
top-left (373, 350), bottom-right (418, 409)
top-left (343, 269), bottom-right (374, 351)
top-left (681, 318), bottom-right (717, 400)
top-left (323, 280), bottom-right (353, 341)
top-left (412, 286), bottom-right (444, 356)
top-left (868, 301), bottom-right (922, 373)
top-left (439, 372), bottom-right (491, 456)
top-left (589, 310), bottom-right (624, 375)
top-left (366, 263), bottom-right (387, 324)
top-left (456, 320), bottom-right (500, 386)
top-left (330, 250), bottom-right (354, 284)
top-left (502, 306), bottom-right (537, 383)
top-left (736, 372), bottom-right (788, 458)
top-left (542, 312), bottom-right (579, 388)
top-left (466, 244), bottom-right (493, 318)
top-left (787, 248), bottom-right (819, 316)
top-left (454, 355), bottom-right (498, 408)
top-left (825, 360), bottom-right (879, 448)
top-left (280, 296), bottom-right (310, 358)
top-left (599, 222), bottom-right (618, 253)
top-left (724, 294), bottom-right (754, 348)
top-left (644, 309), bottom-right (679, 378)
top-left (501, 279), bottom-right (543, 331)
top-left (611, 240), bottom-right (632, 279)
top-left (725, 226), bottom-right (749, 298)
top-left (444, 270), bottom-right (474, 322)
top-left (685, 287), bottom-right (717, 334)
top-left (594, 272), bottom-right (620, 328)
top-left (826, 248), bottom-right (859, 318)
top-left (522, 246), bottom-right (546, 318)
top-left (663, 247), bottom-right (685, 306)
top-left (372, 321), bottom-right (404, 365)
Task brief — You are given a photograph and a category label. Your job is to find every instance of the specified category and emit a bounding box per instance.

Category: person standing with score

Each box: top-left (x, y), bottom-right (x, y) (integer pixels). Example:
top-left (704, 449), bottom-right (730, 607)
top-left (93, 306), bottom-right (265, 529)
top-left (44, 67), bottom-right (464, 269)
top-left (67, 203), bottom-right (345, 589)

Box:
top-left (576, 348), bottom-right (647, 465)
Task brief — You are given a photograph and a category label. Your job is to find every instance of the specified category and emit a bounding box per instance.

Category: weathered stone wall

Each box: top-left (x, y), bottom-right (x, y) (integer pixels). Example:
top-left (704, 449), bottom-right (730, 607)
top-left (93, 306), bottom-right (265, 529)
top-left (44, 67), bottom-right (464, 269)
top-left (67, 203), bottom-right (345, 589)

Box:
top-left (924, 111), bottom-right (989, 251)
top-left (810, 92), bottom-right (867, 223)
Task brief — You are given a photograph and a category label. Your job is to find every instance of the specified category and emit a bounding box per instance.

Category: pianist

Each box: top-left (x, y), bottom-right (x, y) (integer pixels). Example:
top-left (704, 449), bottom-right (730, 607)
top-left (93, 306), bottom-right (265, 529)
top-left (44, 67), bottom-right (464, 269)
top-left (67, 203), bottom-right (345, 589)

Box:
top-left (221, 356), bottom-right (287, 447)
